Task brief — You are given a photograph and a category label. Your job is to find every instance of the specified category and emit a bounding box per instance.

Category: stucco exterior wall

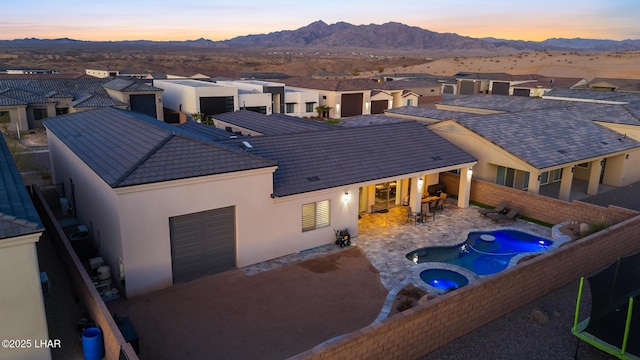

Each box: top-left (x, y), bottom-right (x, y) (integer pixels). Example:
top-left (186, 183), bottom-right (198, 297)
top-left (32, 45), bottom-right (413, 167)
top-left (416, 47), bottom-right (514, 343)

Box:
top-left (238, 92), bottom-right (272, 113)
top-left (0, 234), bottom-right (50, 360)
top-left (0, 105), bottom-right (28, 132)
top-left (49, 129), bottom-right (362, 296)
top-left (103, 88), bottom-right (164, 121)
top-left (48, 134), bottom-right (125, 293)
top-left (114, 176), bottom-right (359, 297)
top-left (430, 121), bottom-right (535, 182)
top-left (284, 89), bottom-right (319, 117)
top-left (154, 80), bottom-right (238, 115)
top-left (599, 122), bottom-right (640, 142)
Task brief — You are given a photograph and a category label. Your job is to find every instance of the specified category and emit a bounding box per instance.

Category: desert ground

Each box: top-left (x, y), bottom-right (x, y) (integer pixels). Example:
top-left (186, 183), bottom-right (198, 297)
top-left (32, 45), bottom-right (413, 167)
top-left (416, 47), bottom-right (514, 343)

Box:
top-left (1, 45), bottom-right (639, 80)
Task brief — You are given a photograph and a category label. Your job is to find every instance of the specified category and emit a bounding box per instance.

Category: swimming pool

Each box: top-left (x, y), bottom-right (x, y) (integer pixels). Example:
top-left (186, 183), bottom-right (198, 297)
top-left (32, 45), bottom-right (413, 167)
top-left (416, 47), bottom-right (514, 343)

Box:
top-left (406, 229), bottom-right (554, 276)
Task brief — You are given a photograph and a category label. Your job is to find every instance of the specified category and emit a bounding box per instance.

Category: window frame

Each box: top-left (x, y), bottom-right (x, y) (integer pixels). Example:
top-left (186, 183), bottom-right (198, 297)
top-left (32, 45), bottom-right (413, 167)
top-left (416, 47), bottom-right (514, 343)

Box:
top-left (305, 102), bottom-right (315, 113)
top-left (285, 103), bottom-right (295, 114)
top-left (302, 200), bottom-right (330, 232)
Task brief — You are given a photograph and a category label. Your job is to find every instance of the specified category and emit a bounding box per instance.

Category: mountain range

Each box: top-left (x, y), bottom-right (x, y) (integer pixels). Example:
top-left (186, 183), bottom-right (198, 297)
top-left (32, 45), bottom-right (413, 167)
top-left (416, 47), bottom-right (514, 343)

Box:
top-left (3, 20), bottom-right (640, 52)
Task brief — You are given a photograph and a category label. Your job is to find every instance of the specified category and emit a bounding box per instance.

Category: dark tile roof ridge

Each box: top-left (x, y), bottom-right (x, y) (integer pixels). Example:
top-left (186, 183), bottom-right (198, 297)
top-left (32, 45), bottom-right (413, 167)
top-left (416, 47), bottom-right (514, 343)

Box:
top-left (123, 109), bottom-right (278, 166)
top-left (112, 132), bottom-right (175, 186)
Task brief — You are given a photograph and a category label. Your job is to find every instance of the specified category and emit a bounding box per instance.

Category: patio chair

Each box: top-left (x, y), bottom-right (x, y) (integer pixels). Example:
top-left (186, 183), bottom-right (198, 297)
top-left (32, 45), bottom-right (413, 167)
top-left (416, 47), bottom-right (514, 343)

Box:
top-left (478, 201), bottom-right (508, 216)
top-left (435, 197), bottom-right (445, 211)
top-left (488, 207), bottom-right (520, 222)
top-left (406, 206), bottom-right (422, 225)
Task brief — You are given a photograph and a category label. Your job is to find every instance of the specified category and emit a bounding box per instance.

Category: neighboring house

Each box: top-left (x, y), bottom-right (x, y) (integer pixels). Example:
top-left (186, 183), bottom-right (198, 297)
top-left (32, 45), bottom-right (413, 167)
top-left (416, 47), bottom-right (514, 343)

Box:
top-left (282, 78), bottom-right (420, 119)
top-left (0, 135), bottom-right (49, 359)
top-left (444, 72), bottom-right (584, 97)
top-left (429, 107), bottom-right (640, 201)
top-left (571, 77), bottom-right (640, 93)
top-left (44, 107), bottom-right (476, 297)
top-left (0, 75), bottom-right (164, 132)
top-left (488, 74), bottom-right (584, 97)
top-left (154, 79), bottom-right (239, 117)
top-left (85, 68), bottom-right (153, 79)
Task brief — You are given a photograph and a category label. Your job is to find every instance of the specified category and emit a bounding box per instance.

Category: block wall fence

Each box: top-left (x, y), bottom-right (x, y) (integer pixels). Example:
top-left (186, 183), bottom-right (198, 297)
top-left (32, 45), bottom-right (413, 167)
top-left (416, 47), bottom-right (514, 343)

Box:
top-left (292, 174), bottom-right (640, 360)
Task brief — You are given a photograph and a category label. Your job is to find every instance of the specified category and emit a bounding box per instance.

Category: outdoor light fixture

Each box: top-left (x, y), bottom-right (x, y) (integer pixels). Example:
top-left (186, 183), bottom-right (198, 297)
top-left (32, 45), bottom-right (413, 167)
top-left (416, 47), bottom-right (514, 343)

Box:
top-left (343, 192), bottom-right (350, 202)
top-left (467, 167), bottom-right (473, 176)
top-left (417, 177), bottom-right (424, 188)
top-left (626, 154), bottom-right (630, 160)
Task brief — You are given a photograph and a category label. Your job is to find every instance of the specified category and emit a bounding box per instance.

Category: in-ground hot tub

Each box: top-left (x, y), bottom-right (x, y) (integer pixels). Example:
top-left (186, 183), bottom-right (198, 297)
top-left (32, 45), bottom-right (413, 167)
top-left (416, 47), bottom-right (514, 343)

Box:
top-left (419, 268), bottom-right (469, 292)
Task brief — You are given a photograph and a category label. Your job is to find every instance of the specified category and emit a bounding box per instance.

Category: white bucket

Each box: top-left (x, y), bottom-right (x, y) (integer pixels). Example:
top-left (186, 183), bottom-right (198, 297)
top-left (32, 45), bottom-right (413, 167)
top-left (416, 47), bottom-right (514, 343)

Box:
top-left (97, 266), bottom-right (111, 285)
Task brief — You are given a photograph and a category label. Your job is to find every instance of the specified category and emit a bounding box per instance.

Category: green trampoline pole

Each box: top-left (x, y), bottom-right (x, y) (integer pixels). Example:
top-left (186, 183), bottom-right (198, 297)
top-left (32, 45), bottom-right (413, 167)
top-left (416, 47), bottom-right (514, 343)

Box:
top-left (621, 297), bottom-right (634, 355)
top-left (573, 277), bottom-right (585, 332)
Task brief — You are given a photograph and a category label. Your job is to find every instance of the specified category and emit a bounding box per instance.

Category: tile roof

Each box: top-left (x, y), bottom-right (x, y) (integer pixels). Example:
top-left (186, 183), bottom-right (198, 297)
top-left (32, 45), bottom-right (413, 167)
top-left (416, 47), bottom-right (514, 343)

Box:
top-left (0, 93), bottom-right (26, 106)
top-left (455, 107), bottom-right (640, 169)
top-left (0, 76), bottom-right (158, 108)
top-left (439, 94), bottom-right (570, 112)
top-left (178, 120), bottom-right (241, 141)
top-left (438, 94), bottom-right (640, 125)
top-left (0, 135), bottom-right (44, 239)
top-left (212, 109), bottom-right (336, 135)
top-left (220, 121), bottom-right (477, 197)
top-left (339, 114), bottom-right (409, 127)
top-left (543, 88), bottom-right (640, 104)
top-left (573, 103), bottom-right (640, 126)
top-left (0, 88), bottom-right (53, 104)
top-left (103, 78), bottom-right (163, 92)
top-left (70, 94), bottom-right (125, 108)
top-left (44, 107), bottom-right (277, 188)
top-left (385, 106), bottom-right (471, 121)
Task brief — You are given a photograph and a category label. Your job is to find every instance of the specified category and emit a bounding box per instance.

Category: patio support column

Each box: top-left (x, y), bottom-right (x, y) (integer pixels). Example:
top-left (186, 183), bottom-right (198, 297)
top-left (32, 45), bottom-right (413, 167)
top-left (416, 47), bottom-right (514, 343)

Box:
top-left (457, 166), bottom-right (472, 208)
top-left (558, 165), bottom-right (575, 202)
top-left (411, 176), bottom-right (423, 212)
top-left (527, 173), bottom-right (541, 194)
top-left (586, 159), bottom-right (603, 195)
top-left (367, 185), bottom-right (376, 213)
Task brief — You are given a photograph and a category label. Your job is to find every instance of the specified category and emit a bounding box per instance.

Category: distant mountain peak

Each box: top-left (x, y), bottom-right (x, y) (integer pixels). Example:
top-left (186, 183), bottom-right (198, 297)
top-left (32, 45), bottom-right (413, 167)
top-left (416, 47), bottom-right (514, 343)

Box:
top-left (3, 21), bottom-right (639, 52)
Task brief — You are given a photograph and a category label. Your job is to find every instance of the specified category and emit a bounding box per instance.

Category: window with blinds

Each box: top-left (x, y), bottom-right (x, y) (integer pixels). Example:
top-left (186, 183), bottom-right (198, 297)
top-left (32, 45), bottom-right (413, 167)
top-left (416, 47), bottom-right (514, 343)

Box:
top-left (302, 200), bottom-right (330, 232)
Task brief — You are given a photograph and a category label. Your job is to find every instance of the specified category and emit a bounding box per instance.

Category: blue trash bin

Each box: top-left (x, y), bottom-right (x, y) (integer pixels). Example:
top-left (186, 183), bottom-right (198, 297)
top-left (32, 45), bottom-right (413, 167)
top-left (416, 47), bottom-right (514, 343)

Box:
top-left (82, 327), bottom-right (105, 360)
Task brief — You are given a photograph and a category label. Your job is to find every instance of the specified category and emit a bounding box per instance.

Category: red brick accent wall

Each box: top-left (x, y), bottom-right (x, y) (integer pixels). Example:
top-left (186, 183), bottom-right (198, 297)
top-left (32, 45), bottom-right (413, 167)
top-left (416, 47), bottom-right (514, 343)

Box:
top-left (440, 172), bottom-right (638, 225)
top-left (292, 214), bottom-right (640, 360)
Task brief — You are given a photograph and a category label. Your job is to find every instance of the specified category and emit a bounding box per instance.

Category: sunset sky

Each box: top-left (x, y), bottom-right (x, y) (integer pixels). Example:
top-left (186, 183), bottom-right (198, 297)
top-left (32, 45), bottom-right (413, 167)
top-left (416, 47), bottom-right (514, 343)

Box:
top-left (2, 0), bottom-right (638, 42)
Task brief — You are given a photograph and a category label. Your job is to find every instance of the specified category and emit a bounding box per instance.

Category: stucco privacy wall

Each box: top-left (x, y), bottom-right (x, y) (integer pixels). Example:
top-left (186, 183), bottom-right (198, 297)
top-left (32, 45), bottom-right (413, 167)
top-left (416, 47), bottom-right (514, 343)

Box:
top-left (293, 214), bottom-right (640, 360)
top-left (439, 172), bottom-right (638, 225)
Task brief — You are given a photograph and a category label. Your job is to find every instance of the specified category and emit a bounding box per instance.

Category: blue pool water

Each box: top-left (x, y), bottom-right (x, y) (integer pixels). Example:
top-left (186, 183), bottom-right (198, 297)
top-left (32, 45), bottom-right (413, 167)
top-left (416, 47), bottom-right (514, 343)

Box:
top-left (420, 269), bottom-right (469, 292)
top-left (406, 229), bottom-right (554, 276)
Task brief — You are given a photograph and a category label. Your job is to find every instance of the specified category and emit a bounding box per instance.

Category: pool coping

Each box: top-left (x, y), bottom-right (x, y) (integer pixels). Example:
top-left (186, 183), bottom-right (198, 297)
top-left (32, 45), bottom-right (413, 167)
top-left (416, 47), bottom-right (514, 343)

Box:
top-left (373, 223), bottom-right (573, 323)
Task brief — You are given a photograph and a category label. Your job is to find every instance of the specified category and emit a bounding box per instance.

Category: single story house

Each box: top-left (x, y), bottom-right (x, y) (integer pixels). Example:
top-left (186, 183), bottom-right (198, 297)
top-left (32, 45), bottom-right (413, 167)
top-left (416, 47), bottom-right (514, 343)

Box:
top-left (282, 78), bottom-right (420, 119)
top-left (0, 135), bottom-right (49, 359)
top-left (429, 107), bottom-right (640, 201)
top-left (45, 107), bottom-right (475, 297)
top-left (0, 75), bottom-right (164, 132)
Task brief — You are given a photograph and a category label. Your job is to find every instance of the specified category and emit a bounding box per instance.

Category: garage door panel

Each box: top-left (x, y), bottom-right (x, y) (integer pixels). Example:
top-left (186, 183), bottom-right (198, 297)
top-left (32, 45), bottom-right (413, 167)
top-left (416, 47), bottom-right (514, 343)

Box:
top-left (170, 206), bottom-right (236, 284)
top-left (371, 100), bottom-right (388, 114)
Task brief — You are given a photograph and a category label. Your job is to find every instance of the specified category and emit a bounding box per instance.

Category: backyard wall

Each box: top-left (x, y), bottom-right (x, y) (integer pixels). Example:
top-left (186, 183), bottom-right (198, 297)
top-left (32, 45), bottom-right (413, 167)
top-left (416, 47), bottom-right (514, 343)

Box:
top-left (292, 212), bottom-right (640, 360)
top-left (31, 186), bottom-right (138, 360)
top-left (439, 172), bottom-right (638, 225)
